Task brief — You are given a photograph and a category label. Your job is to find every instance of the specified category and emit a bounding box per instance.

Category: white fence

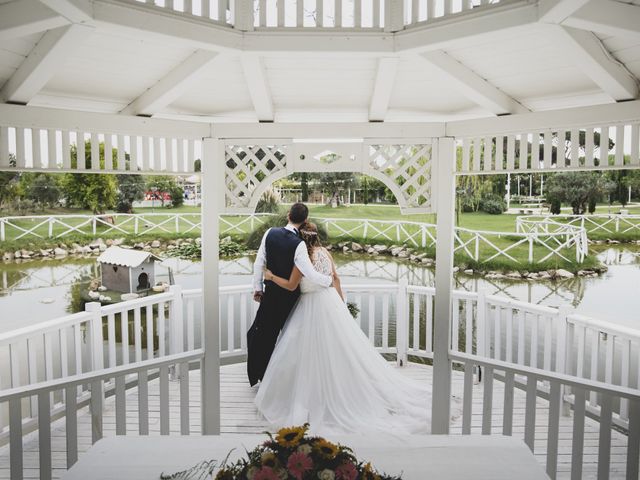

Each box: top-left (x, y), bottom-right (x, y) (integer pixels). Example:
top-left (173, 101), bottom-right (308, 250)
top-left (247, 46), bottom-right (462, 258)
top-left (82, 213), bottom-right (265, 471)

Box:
top-left (1, 282), bottom-right (640, 478)
top-left (125, 0), bottom-right (504, 30)
top-left (1, 213), bottom-right (588, 264)
top-left (517, 214), bottom-right (640, 237)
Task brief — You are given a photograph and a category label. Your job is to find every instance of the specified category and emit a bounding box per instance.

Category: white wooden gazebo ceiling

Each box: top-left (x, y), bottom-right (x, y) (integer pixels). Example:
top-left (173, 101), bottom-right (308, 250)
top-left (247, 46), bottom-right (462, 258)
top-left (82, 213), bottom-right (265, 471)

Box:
top-left (1, 0), bottom-right (639, 123)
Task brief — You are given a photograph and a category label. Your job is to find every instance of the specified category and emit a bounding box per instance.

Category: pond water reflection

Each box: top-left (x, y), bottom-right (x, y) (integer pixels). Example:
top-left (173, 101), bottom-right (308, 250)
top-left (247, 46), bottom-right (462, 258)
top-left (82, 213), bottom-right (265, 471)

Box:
top-left (0, 246), bottom-right (638, 333)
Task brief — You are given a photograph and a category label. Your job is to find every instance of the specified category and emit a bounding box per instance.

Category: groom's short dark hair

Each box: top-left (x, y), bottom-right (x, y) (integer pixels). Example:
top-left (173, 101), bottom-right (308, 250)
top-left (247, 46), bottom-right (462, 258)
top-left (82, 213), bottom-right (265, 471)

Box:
top-left (289, 203), bottom-right (309, 224)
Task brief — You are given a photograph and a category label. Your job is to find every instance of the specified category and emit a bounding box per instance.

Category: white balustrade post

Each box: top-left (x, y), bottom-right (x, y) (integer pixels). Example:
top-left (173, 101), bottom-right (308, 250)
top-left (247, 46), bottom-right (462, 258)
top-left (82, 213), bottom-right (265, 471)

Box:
top-left (201, 138), bottom-right (223, 435)
top-left (432, 137), bottom-right (456, 434)
top-left (395, 279), bottom-right (408, 366)
top-left (557, 305), bottom-right (572, 416)
top-left (85, 302), bottom-right (104, 371)
top-left (169, 286), bottom-right (184, 353)
top-left (384, 0), bottom-right (404, 32)
top-left (234, 0), bottom-right (255, 31)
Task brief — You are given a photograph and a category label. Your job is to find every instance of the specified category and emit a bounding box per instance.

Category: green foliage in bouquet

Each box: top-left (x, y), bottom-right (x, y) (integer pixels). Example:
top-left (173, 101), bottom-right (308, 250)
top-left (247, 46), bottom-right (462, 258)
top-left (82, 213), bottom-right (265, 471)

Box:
top-left (347, 302), bottom-right (360, 320)
top-left (213, 424), bottom-right (401, 480)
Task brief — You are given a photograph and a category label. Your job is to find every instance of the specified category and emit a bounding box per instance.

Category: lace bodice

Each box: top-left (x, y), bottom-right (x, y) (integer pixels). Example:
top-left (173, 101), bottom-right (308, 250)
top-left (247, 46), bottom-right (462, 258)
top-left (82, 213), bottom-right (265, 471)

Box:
top-left (300, 247), bottom-right (332, 293)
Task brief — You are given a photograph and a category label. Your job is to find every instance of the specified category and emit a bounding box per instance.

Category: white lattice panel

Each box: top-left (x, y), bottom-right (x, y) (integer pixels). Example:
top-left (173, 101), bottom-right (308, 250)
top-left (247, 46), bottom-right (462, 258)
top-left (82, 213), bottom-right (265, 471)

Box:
top-left (457, 123), bottom-right (640, 174)
top-left (0, 126), bottom-right (200, 174)
top-left (224, 143), bottom-right (288, 211)
top-left (366, 143), bottom-right (435, 213)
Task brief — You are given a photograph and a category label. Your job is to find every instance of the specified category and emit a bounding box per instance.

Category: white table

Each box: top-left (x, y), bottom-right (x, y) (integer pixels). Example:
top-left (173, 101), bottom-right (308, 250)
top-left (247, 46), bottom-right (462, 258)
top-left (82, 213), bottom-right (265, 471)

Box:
top-left (62, 434), bottom-right (549, 479)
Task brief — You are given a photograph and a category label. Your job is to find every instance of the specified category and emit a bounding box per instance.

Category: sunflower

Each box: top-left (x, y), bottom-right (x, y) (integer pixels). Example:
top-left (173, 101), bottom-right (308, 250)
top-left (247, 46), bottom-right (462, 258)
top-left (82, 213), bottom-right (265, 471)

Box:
top-left (313, 439), bottom-right (339, 459)
top-left (275, 425), bottom-right (308, 448)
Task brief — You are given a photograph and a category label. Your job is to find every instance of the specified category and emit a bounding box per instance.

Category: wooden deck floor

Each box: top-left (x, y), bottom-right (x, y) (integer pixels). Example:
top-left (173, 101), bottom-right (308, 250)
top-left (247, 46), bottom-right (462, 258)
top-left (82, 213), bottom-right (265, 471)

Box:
top-left (0, 362), bottom-right (631, 479)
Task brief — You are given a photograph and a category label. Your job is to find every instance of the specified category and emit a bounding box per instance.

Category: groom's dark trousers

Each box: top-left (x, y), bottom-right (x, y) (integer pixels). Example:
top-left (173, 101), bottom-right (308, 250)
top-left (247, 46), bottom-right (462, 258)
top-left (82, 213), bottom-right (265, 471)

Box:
top-left (247, 227), bottom-right (302, 386)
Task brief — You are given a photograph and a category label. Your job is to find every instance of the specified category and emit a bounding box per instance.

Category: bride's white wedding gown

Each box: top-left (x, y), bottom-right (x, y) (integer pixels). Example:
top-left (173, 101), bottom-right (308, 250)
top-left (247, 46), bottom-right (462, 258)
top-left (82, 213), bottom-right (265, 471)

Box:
top-left (254, 247), bottom-right (433, 435)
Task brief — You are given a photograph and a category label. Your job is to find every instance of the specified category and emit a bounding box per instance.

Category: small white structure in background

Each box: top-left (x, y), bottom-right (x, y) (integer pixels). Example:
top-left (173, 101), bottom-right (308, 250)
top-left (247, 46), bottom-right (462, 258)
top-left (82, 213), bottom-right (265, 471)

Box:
top-left (97, 246), bottom-right (162, 293)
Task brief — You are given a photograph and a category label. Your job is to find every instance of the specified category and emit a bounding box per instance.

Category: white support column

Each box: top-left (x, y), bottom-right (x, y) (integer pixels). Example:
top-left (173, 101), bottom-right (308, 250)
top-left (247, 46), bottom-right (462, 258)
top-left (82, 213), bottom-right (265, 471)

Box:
top-left (201, 138), bottom-right (224, 435)
top-left (432, 136), bottom-right (456, 434)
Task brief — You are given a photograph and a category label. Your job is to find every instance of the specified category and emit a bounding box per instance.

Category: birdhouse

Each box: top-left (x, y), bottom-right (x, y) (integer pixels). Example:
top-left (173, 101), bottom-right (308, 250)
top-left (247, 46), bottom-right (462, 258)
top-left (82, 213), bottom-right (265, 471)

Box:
top-left (97, 246), bottom-right (162, 293)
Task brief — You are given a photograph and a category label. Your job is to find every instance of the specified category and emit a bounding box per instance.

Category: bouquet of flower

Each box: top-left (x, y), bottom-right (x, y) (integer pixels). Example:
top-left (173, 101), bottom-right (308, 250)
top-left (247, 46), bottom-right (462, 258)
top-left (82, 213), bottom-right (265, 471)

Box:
top-left (346, 302), bottom-right (360, 320)
top-left (214, 424), bottom-right (401, 480)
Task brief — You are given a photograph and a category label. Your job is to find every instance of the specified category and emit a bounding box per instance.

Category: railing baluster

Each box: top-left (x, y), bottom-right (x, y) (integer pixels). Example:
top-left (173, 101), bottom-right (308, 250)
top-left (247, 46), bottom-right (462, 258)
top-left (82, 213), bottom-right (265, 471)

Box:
top-left (9, 397), bottom-right (23, 480)
top-left (38, 392), bottom-right (52, 480)
top-left (462, 361), bottom-right (473, 434)
top-left (120, 311), bottom-right (130, 365)
top-left (620, 339), bottom-right (631, 419)
top-left (494, 306), bottom-right (501, 360)
top-left (426, 293), bottom-right (433, 354)
top-left (187, 299), bottom-right (195, 350)
top-left (465, 299), bottom-right (473, 353)
top-left (179, 362), bottom-right (190, 435)
top-left (368, 294), bottom-right (375, 345)
top-left (158, 301), bottom-right (166, 357)
top-left (138, 370), bottom-right (149, 435)
top-left (546, 380), bottom-right (561, 479)
top-left (597, 395), bottom-right (612, 480)
top-left (481, 365), bottom-right (493, 434)
top-left (524, 374), bottom-right (537, 452)
top-left (134, 307), bottom-right (142, 362)
top-left (108, 313), bottom-right (116, 367)
top-left (590, 329), bottom-right (599, 406)
top-left (228, 295), bottom-right (235, 352)
top-left (146, 305), bottom-right (154, 360)
top-left (571, 387), bottom-right (586, 480)
top-left (115, 375), bottom-right (126, 435)
top-left (91, 379), bottom-right (103, 444)
top-left (160, 365), bottom-right (170, 435)
top-left (452, 299), bottom-right (459, 352)
top-left (382, 294), bottom-right (389, 350)
top-left (65, 385), bottom-right (78, 468)
top-left (502, 370), bottom-right (514, 436)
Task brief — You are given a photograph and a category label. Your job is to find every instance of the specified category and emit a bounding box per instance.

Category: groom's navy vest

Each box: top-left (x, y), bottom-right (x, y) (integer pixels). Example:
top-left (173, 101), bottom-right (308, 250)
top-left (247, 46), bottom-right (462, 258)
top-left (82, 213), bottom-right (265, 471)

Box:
top-left (265, 227), bottom-right (302, 291)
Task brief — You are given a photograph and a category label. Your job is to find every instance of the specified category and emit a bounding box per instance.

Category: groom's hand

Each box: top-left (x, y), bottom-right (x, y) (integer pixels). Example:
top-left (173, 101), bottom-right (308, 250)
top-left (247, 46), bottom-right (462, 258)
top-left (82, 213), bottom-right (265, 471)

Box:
top-left (253, 291), bottom-right (263, 303)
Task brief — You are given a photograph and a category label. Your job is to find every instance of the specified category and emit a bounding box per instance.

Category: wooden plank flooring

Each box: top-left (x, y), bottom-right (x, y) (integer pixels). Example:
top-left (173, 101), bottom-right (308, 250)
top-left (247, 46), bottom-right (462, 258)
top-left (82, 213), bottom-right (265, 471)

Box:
top-left (0, 362), bottom-right (632, 479)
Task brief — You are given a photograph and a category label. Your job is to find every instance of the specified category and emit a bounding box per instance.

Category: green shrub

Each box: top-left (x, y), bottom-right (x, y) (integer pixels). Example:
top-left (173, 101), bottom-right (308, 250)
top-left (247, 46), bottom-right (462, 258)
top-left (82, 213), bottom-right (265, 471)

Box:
top-left (245, 213), bottom-right (329, 249)
top-left (479, 195), bottom-right (506, 215)
top-left (255, 188), bottom-right (281, 214)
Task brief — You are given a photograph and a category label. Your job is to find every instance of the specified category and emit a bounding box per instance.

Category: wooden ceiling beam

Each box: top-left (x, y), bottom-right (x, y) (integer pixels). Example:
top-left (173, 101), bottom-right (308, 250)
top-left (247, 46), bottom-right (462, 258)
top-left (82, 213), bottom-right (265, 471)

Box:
top-left (420, 50), bottom-right (529, 116)
top-left (1, 24), bottom-right (94, 105)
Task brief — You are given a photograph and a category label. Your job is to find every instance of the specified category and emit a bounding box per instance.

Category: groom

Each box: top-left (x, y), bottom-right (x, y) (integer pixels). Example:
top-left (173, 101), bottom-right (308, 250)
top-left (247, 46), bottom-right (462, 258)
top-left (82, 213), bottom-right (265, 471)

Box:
top-left (247, 203), bottom-right (333, 386)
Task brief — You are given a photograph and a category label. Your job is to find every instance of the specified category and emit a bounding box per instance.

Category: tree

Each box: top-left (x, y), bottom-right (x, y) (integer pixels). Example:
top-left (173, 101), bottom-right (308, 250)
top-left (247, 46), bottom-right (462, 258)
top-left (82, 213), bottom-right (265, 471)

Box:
top-left (0, 154), bottom-right (20, 209)
top-left (116, 174), bottom-right (146, 213)
top-left (545, 172), bottom-right (607, 215)
top-left (61, 142), bottom-right (118, 214)
top-left (146, 176), bottom-right (184, 208)
top-left (21, 173), bottom-right (61, 210)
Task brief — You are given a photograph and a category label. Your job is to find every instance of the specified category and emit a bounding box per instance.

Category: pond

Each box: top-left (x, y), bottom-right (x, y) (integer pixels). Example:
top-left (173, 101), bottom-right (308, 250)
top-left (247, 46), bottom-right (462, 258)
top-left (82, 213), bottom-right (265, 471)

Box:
top-left (1, 246), bottom-right (639, 333)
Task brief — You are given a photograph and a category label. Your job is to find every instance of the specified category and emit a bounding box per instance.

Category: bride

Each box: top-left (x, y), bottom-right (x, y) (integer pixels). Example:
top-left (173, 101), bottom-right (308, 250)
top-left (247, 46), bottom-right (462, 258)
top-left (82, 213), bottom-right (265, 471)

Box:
top-left (254, 222), bottom-right (433, 435)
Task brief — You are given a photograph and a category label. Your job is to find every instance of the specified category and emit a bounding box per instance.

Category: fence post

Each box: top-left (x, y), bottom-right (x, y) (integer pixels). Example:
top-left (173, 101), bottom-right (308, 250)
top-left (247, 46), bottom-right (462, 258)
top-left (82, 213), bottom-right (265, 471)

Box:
top-left (396, 224), bottom-right (400, 242)
top-left (0, 218), bottom-right (4, 241)
top-left (421, 225), bottom-right (426, 247)
top-left (175, 215), bottom-right (180, 234)
top-left (474, 234), bottom-right (480, 261)
top-left (91, 217), bottom-right (97, 236)
top-left (528, 235), bottom-right (534, 263)
top-left (134, 216), bottom-right (139, 235)
top-left (169, 285), bottom-right (184, 380)
top-left (476, 291), bottom-right (487, 359)
top-left (395, 279), bottom-right (408, 366)
top-left (85, 302), bottom-right (104, 371)
top-left (616, 216), bottom-right (620, 232)
top-left (48, 217), bottom-right (54, 238)
top-left (557, 305), bottom-right (572, 416)
top-left (363, 220), bottom-right (368, 241)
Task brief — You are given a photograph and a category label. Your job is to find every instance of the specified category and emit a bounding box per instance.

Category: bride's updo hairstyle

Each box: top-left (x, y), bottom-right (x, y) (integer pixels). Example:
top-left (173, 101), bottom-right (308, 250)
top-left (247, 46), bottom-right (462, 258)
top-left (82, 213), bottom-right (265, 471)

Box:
top-left (299, 221), bottom-right (321, 257)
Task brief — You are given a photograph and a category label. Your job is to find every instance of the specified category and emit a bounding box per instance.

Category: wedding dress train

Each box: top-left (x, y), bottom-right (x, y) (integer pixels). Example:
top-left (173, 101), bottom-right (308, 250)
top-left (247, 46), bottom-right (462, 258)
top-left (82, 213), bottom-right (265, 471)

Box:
top-left (254, 248), bottom-right (434, 435)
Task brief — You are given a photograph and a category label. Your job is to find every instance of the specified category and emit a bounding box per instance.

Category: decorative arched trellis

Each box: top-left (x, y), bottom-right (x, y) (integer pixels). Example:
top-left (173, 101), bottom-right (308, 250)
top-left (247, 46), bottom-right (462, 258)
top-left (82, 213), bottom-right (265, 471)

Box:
top-left (223, 139), bottom-right (436, 214)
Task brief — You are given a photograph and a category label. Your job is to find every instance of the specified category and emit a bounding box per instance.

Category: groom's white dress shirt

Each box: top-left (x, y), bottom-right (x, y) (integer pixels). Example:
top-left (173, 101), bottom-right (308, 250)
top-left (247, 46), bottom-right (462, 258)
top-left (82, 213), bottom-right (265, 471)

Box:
top-left (253, 224), bottom-right (333, 292)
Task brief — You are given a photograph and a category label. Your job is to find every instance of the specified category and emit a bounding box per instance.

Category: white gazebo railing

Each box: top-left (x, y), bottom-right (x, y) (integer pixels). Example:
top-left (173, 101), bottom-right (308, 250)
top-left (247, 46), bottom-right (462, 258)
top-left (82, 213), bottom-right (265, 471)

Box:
top-left (123, 0), bottom-right (506, 30)
top-left (0, 281), bottom-right (639, 479)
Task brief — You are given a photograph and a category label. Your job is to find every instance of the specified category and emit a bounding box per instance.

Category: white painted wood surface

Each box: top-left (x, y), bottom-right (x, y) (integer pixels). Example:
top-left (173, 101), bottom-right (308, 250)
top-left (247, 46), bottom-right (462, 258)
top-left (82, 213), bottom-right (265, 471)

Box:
top-left (0, 362), bottom-right (631, 480)
top-left (61, 434), bottom-right (546, 480)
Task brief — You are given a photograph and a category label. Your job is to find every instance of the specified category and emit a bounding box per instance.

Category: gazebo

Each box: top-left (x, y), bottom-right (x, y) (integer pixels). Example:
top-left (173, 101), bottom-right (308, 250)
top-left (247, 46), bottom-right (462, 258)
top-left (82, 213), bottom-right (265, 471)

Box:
top-left (0, 0), bottom-right (640, 478)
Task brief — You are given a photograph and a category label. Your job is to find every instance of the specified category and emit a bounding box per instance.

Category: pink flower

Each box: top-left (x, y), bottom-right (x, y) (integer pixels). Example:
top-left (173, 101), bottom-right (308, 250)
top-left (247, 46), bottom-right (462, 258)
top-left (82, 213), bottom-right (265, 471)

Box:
top-left (335, 462), bottom-right (357, 480)
top-left (287, 452), bottom-right (313, 480)
top-left (254, 466), bottom-right (280, 480)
